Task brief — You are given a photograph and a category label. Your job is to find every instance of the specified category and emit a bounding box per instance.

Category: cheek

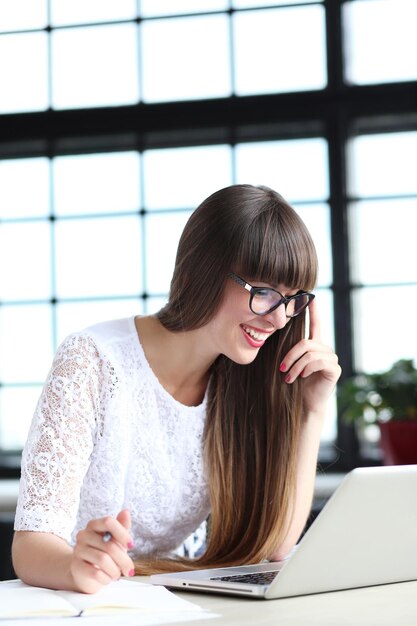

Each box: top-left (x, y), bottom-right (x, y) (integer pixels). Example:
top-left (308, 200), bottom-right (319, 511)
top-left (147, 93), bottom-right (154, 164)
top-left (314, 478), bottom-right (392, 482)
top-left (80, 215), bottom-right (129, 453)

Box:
top-left (213, 302), bottom-right (240, 329)
top-left (223, 288), bottom-right (249, 317)
top-left (211, 284), bottom-right (251, 330)
top-left (223, 299), bottom-right (247, 325)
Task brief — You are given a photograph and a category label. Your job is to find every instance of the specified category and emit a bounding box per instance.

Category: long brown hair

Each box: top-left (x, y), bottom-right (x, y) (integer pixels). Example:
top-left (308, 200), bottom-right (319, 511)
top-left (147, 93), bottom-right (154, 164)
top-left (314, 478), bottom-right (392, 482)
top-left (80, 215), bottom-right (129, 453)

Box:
top-left (136, 184), bottom-right (318, 573)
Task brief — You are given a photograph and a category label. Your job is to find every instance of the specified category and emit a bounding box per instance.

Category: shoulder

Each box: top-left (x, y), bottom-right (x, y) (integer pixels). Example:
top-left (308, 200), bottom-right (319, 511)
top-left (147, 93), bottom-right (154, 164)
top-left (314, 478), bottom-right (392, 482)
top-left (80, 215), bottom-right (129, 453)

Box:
top-left (59, 317), bottom-right (136, 355)
top-left (51, 317), bottom-right (138, 379)
top-left (78, 316), bottom-right (136, 346)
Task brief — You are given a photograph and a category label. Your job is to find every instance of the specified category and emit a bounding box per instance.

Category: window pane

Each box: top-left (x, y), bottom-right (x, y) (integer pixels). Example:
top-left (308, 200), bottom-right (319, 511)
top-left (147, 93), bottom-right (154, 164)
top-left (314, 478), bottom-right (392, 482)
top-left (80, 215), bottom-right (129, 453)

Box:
top-left (233, 6), bottom-right (326, 95)
top-left (295, 204), bottom-right (332, 288)
top-left (54, 216), bottom-right (142, 298)
top-left (0, 0), bottom-right (47, 32)
top-left (146, 296), bottom-right (169, 315)
top-left (53, 152), bottom-right (140, 216)
top-left (141, 15), bottom-right (231, 102)
top-left (141, 0), bottom-right (228, 17)
top-left (235, 138), bottom-right (328, 202)
top-left (0, 32), bottom-right (48, 113)
top-left (52, 24), bottom-right (139, 109)
top-left (348, 132), bottom-right (417, 198)
top-left (322, 392), bottom-right (337, 444)
top-left (0, 304), bottom-right (53, 384)
top-left (349, 199), bottom-right (417, 285)
top-left (143, 145), bottom-right (232, 210)
top-left (145, 212), bottom-right (192, 294)
top-left (0, 386), bottom-right (42, 450)
top-left (344, 0), bottom-right (417, 85)
top-left (352, 286), bottom-right (417, 372)
top-left (315, 289), bottom-right (335, 357)
top-left (51, 0), bottom-right (137, 26)
top-left (0, 221), bottom-right (52, 301)
top-left (56, 299), bottom-right (143, 344)
top-left (0, 158), bottom-right (50, 219)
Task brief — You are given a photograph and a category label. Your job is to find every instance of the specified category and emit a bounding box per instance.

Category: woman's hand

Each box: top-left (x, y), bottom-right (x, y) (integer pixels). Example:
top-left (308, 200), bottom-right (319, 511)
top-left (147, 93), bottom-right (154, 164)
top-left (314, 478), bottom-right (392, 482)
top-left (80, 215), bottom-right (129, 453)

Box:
top-left (280, 298), bottom-right (341, 417)
top-left (70, 509), bottom-right (135, 594)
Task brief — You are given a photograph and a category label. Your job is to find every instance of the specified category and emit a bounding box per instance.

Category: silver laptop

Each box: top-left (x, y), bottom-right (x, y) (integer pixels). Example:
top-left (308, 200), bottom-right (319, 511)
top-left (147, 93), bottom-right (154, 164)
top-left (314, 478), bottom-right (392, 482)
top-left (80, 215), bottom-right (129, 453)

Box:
top-left (151, 464), bottom-right (417, 599)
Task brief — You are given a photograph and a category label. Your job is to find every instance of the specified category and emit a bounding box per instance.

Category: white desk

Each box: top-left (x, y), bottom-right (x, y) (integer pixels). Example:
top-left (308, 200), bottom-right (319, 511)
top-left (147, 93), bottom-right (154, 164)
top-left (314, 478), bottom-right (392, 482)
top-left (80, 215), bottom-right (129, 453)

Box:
top-left (143, 578), bottom-right (417, 626)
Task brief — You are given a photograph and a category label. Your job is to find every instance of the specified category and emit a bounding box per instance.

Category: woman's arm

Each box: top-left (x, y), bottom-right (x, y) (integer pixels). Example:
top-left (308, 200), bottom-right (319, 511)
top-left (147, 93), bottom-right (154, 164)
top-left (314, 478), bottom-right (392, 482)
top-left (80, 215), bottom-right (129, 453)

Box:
top-left (270, 299), bottom-right (341, 560)
top-left (12, 510), bottom-right (135, 594)
top-left (13, 531), bottom-right (79, 591)
top-left (13, 334), bottom-right (134, 592)
top-left (269, 411), bottom-right (325, 560)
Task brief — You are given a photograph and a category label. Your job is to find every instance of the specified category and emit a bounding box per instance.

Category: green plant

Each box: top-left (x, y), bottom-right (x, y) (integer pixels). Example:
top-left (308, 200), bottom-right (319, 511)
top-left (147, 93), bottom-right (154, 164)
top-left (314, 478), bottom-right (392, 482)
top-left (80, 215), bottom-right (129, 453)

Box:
top-left (338, 359), bottom-right (417, 425)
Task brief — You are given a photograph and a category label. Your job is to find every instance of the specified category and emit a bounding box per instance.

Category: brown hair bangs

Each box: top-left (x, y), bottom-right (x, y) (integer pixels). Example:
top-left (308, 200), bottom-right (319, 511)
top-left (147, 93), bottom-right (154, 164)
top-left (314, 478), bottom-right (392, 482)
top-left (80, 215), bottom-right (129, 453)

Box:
top-left (234, 187), bottom-right (318, 294)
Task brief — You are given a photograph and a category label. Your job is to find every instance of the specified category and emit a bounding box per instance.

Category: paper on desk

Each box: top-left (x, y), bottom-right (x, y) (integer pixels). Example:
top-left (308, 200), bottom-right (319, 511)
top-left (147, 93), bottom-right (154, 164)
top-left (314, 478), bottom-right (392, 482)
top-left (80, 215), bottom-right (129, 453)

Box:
top-left (0, 579), bottom-right (218, 624)
top-left (63, 579), bottom-right (209, 614)
top-left (0, 612), bottom-right (217, 626)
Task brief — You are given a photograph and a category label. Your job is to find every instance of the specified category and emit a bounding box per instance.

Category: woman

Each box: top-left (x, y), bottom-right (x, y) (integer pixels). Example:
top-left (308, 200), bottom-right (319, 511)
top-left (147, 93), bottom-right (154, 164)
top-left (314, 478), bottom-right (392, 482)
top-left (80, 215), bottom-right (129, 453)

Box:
top-left (12, 184), bottom-right (341, 593)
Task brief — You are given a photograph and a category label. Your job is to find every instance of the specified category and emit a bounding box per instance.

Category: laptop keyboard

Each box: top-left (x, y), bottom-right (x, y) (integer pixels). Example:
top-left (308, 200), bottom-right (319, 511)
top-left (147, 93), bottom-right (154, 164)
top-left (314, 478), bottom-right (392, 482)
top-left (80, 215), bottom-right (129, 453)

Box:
top-left (210, 570), bottom-right (279, 585)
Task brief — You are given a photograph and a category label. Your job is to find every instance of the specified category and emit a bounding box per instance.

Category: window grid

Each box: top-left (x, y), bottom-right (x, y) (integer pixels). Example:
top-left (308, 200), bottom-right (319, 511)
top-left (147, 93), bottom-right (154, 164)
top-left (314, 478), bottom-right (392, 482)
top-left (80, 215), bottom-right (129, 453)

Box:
top-left (0, 0), bottom-right (416, 470)
top-left (0, 1), bottom-right (326, 112)
top-left (0, 138), bottom-right (333, 450)
top-left (0, 139), bottom-right (331, 322)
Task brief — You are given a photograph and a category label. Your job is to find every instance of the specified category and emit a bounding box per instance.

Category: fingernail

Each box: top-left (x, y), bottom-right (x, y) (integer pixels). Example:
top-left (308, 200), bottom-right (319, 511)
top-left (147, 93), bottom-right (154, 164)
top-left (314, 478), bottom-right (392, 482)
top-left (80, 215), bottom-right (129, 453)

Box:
top-left (285, 374), bottom-right (291, 383)
top-left (279, 362), bottom-right (286, 372)
top-left (129, 569), bottom-right (135, 577)
top-left (128, 541), bottom-right (134, 549)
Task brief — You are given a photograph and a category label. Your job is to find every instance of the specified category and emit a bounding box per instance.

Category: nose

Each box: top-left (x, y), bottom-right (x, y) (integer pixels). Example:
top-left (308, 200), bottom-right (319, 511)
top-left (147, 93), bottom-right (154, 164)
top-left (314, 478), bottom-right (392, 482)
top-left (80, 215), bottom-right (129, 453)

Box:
top-left (263, 303), bottom-right (289, 330)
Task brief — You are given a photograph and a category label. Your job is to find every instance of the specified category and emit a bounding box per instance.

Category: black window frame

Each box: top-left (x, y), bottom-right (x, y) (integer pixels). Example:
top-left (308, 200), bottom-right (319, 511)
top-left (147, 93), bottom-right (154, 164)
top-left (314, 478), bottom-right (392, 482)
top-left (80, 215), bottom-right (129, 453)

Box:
top-left (1, 0), bottom-right (417, 476)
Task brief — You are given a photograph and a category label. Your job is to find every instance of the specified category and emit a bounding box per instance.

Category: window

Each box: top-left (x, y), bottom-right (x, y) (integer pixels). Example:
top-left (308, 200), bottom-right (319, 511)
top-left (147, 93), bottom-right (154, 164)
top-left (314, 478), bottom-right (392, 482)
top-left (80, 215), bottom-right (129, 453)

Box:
top-left (343, 0), bottom-right (417, 85)
top-left (347, 131), bottom-right (417, 373)
top-left (0, 0), bottom-right (416, 470)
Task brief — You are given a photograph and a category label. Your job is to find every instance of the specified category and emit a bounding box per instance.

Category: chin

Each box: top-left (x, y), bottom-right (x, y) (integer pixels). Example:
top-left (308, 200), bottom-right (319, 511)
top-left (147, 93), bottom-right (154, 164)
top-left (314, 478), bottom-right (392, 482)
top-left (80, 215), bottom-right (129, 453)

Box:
top-left (226, 349), bottom-right (260, 366)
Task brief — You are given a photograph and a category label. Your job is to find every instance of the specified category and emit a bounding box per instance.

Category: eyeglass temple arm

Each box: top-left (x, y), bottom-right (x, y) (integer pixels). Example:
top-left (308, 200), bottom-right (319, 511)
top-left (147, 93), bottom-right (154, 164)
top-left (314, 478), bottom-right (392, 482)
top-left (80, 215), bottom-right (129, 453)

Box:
top-left (228, 272), bottom-right (252, 292)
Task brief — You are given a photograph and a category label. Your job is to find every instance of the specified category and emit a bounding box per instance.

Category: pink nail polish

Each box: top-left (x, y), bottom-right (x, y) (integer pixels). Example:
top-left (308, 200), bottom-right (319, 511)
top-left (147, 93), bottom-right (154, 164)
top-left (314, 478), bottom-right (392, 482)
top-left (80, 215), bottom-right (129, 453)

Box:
top-left (129, 569), bottom-right (135, 577)
top-left (128, 541), bottom-right (134, 549)
top-left (285, 374), bottom-right (291, 383)
top-left (279, 362), bottom-right (286, 372)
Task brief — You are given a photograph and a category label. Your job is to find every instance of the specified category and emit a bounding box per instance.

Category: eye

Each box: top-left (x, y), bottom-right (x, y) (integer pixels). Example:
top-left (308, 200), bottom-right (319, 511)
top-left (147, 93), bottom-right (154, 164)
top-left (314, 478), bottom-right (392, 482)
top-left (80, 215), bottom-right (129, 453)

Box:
top-left (254, 288), bottom-right (272, 299)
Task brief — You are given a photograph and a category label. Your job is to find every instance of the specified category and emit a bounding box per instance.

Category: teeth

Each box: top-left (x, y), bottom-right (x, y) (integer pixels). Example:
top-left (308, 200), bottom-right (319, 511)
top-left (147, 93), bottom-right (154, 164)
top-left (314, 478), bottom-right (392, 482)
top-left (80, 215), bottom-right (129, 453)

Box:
top-left (242, 325), bottom-right (269, 341)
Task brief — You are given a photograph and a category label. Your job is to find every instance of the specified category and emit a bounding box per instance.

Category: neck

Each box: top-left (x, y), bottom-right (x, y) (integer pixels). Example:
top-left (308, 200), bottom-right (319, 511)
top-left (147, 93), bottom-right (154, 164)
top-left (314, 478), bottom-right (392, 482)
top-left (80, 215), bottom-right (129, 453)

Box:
top-left (135, 315), bottom-right (216, 406)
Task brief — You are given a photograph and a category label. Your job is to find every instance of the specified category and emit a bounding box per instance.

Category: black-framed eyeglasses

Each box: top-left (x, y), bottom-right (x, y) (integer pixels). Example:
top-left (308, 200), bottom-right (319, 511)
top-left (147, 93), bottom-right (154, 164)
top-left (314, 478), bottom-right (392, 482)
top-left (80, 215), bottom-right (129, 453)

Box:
top-left (229, 272), bottom-right (315, 317)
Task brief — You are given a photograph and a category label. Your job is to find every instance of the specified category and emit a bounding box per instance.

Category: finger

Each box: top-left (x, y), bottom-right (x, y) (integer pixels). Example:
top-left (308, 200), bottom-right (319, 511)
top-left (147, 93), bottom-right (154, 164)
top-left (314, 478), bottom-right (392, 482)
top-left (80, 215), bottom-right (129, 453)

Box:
top-left (280, 337), bottom-right (332, 376)
top-left (284, 350), bottom-right (338, 383)
top-left (308, 297), bottom-right (321, 341)
top-left (76, 530), bottom-right (135, 578)
top-left (116, 510), bottom-right (134, 550)
top-left (117, 509), bottom-right (131, 531)
top-left (96, 541), bottom-right (135, 578)
top-left (74, 544), bottom-right (122, 580)
top-left (298, 353), bottom-right (340, 381)
top-left (87, 516), bottom-right (133, 550)
top-left (71, 560), bottom-right (113, 594)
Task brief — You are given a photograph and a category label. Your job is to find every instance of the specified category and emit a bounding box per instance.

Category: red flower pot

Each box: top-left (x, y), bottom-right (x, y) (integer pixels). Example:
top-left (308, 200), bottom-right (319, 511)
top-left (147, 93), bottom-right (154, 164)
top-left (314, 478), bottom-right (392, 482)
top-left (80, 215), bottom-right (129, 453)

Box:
top-left (378, 420), bottom-right (417, 465)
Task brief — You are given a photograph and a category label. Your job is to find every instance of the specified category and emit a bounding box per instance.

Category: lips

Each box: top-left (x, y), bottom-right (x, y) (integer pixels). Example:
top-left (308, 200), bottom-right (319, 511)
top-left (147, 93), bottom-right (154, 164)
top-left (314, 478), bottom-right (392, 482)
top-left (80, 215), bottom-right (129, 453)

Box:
top-left (240, 324), bottom-right (272, 348)
top-left (241, 324), bottom-right (270, 341)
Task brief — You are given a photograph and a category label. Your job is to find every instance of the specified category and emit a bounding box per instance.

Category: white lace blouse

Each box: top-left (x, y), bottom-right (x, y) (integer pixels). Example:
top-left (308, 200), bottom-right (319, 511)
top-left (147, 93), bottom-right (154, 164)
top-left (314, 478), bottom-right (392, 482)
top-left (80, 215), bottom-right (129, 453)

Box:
top-left (14, 317), bottom-right (210, 559)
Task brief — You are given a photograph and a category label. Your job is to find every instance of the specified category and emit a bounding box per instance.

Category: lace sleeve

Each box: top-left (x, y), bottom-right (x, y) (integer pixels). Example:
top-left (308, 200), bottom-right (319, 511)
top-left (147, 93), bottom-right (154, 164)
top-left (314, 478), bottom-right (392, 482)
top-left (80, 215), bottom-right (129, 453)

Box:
top-left (14, 333), bottom-right (106, 542)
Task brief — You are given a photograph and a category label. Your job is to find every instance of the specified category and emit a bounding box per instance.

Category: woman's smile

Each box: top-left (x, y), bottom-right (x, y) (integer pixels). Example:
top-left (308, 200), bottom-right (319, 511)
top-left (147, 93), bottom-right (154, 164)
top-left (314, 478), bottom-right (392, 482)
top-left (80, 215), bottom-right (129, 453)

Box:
top-left (240, 323), bottom-right (273, 347)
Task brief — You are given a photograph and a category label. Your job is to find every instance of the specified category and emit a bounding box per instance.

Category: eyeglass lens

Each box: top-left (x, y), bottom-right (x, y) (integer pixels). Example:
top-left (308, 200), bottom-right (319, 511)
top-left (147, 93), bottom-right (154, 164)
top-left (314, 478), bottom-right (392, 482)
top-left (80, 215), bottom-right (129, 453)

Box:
top-left (251, 289), bottom-right (310, 316)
